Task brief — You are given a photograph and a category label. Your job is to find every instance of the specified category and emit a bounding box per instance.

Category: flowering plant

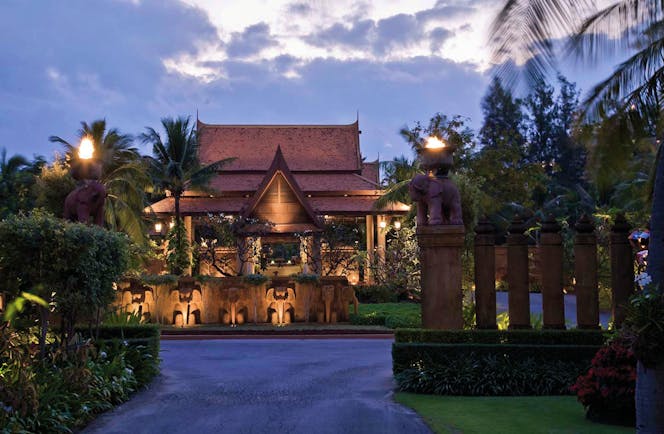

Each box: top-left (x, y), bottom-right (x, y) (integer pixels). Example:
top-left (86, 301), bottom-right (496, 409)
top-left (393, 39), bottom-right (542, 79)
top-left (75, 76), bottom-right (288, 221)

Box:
top-left (623, 272), bottom-right (664, 367)
top-left (571, 337), bottom-right (636, 425)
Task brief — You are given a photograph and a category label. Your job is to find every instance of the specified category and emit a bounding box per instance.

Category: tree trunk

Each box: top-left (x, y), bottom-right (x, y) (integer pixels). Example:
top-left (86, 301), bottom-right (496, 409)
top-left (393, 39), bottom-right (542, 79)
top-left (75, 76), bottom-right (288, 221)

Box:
top-left (647, 142), bottom-right (664, 285)
top-left (174, 194), bottom-right (182, 275)
top-left (636, 362), bottom-right (664, 433)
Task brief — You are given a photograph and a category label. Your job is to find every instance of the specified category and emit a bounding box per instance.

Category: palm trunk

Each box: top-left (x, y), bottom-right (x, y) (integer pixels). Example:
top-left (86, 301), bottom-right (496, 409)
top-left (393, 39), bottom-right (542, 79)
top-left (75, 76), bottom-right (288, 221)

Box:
top-left (647, 142), bottom-right (664, 286)
top-left (174, 194), bottom-right (182, 275)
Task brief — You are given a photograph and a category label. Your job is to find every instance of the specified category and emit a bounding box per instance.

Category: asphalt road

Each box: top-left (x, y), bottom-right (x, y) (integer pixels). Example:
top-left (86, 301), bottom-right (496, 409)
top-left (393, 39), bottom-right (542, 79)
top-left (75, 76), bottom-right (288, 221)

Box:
top-left (83, 339), bottom-right (431, 434)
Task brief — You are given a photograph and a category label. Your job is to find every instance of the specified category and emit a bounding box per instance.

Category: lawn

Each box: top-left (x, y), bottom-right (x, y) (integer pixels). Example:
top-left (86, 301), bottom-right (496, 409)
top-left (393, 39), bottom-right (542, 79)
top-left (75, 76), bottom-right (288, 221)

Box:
top-left (395, 394), bottom-right (633, 434)
top-left (351, 302), bottom-right (422, 328)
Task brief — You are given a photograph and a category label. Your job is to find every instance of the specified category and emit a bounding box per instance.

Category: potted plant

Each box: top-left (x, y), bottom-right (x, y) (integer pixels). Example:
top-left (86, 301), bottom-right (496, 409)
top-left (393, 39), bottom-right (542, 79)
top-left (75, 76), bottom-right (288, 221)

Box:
top-left (622, 272), bottom-right (664, 433)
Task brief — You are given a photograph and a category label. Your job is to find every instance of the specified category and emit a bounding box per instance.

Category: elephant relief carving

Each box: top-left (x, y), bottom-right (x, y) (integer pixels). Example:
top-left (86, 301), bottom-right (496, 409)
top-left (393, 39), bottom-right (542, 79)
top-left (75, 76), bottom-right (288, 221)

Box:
top-left (320, 285), bottom-right (336, 323)
top-left (409, 173), bottom-right (462, 226)
top-left (64, 181), bottom-right (107, 226)
top-left (338, 286), bottom-right (359, 321)
top-left (266, 287), bottom-right (295, 326)
top-left (169, 286), bottom-right (203, 326)
top-left (120, 281), bottom-right (154, 322)
top-left (221, 287), bottom-right (246, 327)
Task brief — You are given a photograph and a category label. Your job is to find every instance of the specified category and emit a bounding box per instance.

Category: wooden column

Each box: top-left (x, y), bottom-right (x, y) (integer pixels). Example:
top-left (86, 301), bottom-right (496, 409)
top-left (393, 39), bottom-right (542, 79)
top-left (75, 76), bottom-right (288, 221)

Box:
top-left (377, 215), bottom-right (387, 262)
top-left (365, 215), bottom-right (375, 283)
top-left (507, 216), bottom-right (531, 329)
top-left (474, 217), bottom-right (497, 329)
top-left (417, 225), bottom-right (465, 329)
top-left (540, 215), bottom-right (565, 329)
top-left (575, 214), bottom-right (600, 329)
top-left (610, 213), bottom-right (634, 327)
top-left (184, 215), bottom-right (193, 275)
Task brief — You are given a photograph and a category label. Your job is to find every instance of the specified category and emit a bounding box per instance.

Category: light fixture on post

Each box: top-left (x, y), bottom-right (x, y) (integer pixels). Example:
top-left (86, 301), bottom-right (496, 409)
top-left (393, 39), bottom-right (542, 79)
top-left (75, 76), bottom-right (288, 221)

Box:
top-left (379, 220), bottom-right (387, 229)
top-left (154, 222), bottom-right (163, 233)
top-left (63, 136), bottom-right (106, 226)
top-left (421, 136), bottom-right (455, 180)
top-left (394, 220), bottom-right (402, 230)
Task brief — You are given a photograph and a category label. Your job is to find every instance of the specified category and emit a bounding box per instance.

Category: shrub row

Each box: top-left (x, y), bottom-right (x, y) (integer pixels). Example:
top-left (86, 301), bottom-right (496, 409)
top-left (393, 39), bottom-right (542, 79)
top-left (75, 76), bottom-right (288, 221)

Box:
top-left (349, 313), bottom-right (421, 329)
top-left (395, 328), bottom-right (608, 345)
top-left (393, 342), bottom-right (602, 396)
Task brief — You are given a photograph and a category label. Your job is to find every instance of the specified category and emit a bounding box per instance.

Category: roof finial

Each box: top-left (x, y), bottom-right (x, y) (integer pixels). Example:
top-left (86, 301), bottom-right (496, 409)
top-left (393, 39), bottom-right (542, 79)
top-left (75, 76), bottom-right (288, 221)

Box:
top-left (356, 109), bottom-right (359, 123)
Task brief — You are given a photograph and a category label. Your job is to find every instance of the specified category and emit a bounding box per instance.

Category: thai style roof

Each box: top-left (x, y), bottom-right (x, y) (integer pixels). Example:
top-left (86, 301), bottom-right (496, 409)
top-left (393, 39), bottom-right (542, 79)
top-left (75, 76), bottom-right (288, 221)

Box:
top-left (147, 120), bottom-right (408, 220)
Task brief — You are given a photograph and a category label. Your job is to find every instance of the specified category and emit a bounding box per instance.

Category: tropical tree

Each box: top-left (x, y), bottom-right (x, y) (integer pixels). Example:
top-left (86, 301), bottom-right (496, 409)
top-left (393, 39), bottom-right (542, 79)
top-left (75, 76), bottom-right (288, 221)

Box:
top-left (490, 1), bottom-right (664, 431)
top-left (141, 116), bottom-right (234, 275)
top-left (49, 120), bottom-right (150, 243)
top-left (0, 149), bottom-right (44, 218)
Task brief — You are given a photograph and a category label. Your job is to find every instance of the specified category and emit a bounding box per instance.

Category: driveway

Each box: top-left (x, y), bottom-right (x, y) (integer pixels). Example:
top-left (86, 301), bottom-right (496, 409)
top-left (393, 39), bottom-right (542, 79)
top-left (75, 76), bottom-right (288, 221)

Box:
top-left (84, 339), bottom-right (431, 434)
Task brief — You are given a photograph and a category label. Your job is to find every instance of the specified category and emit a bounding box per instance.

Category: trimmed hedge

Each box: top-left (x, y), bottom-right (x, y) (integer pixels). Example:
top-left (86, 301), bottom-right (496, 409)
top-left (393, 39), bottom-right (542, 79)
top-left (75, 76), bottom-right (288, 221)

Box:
top-left (393, 329), bottom-right (608, 396)
top-left (395, 328), bottom-right (608, 345)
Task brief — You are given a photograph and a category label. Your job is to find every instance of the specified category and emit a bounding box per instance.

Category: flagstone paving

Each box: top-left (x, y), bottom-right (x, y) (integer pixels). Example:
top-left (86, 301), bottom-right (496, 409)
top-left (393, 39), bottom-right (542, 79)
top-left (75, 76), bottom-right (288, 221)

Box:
top-left (84, 339), bottom-right (431, 434)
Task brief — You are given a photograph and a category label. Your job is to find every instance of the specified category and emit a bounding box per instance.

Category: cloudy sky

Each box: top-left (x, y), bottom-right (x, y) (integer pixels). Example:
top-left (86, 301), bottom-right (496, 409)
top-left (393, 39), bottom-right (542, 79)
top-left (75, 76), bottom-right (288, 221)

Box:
top-left (0, 0), bottom-right (617, 162)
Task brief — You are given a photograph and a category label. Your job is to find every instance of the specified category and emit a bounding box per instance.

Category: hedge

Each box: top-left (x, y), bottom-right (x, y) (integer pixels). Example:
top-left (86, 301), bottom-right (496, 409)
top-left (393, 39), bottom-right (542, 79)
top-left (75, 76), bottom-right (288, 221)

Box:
top-left (393, 331), bottom-right (607, 396)
top-left (395, 328), bottom-right (608, 345)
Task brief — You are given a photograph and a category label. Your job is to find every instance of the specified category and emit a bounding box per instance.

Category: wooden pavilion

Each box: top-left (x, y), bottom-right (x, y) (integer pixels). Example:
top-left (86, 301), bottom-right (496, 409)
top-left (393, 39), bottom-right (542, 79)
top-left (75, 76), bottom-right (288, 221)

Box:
top-left (148, 119), bottom-right (409, 283)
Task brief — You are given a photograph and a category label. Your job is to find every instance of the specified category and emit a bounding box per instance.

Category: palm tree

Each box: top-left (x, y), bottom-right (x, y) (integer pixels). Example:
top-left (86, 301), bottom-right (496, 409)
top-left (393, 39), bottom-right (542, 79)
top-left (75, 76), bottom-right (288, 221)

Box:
top-left (141, 116), bottom-right (234, 274)
top-left (375, 155), bottom-right (420, 212)
top-left (0, 149), bottom-right (29, 218)
top-left (50, 120), bottom-right (150, 244)
top-left (491, 2), bottom-right (664, 431)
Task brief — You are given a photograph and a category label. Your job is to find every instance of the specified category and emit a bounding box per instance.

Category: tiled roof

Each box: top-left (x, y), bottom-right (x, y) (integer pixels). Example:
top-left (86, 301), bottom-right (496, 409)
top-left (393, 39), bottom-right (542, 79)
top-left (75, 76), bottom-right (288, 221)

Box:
top-left (147, 196), bottom-right (409, 215)
top-left (309, 197), bottom-right (410, 214)
top-left (198, 121), bottom-right (361, 171)
top-left (361, 161), bottom-right (380, 184)
top-left (202, 172), bottom-right (379, 192)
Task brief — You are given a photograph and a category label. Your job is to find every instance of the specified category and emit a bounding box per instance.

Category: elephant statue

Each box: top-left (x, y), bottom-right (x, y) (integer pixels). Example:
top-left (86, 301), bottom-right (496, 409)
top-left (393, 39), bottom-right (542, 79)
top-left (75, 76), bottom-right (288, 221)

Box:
top-left (337, 286), bottom-right (359, 321)
top-left (320, 285), bottom-right (336, 323)
top-left (64, 181), bottom-right (106, 226)
top-left (266, 287), bottom-right (295, 326)
top-left (409, 173), bottom-right (462, 226)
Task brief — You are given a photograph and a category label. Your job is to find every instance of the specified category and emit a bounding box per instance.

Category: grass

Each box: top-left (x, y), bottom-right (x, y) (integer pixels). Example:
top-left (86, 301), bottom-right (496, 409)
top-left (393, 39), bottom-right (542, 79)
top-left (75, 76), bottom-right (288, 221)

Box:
top-left (352, 302), bottom-right (422, 328)
top-left (395, 394), bottom-right (633, 434)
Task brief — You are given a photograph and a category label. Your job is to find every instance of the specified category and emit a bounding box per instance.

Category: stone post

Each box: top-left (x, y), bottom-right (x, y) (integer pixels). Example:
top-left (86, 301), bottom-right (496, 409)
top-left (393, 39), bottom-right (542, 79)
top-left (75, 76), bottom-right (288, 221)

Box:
top-left (365, 215), bottom-right (375, 283)
top-left (377, 215), bottom-right (387, 262)
top-left (417, 225), bottom-right (465, 329)
top-left (540, 215), bottom-right (565, 329)
top-left (184, 215), bottom-right (193, 275)
top-left (610, 213), bottom-right (634, 327)
top-left (474, 217), bottom-right (497, 329)
top-left (507, 216), bottom-right (531, 329)
top-left (575, 214), bottom-right (600, 329)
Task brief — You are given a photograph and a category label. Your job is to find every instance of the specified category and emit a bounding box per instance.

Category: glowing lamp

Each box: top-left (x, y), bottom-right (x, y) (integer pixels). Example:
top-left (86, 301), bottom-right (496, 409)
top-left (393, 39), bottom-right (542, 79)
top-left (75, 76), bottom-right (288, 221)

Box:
top-left (379, 220), bottom-right (387, 229)
top-left (420, 135), bottom-right (456, 179)
top-left (154, 222), bottom-right (163, 233)
top-left (394, 220), bottom-right (402, 230)
top-left (169, 220), bottom-right (175, 229)
top-left (79, 137), bottom-right (94, 160)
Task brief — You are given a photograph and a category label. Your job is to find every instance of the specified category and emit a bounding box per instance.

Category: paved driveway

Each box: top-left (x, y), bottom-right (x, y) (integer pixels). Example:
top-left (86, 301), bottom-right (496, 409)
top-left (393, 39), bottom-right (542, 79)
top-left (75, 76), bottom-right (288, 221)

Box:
top-left (84, 339), bottom-right (431, 434)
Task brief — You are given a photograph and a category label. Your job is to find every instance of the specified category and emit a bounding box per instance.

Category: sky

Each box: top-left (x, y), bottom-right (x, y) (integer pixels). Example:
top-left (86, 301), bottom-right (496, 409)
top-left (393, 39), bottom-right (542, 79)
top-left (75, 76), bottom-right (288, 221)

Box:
top-left (0, 0), bottom-right (620, 163)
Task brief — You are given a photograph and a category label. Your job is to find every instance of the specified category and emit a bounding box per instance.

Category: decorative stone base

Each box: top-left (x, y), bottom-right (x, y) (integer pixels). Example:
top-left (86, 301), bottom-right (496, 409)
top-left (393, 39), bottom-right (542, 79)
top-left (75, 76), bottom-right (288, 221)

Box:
top-left (417, 224), bottom-right (465, 329)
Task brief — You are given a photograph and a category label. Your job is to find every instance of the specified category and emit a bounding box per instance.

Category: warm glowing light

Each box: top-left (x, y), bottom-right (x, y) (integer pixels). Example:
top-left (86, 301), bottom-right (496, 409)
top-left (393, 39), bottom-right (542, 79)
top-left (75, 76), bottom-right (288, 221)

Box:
top-left (424, 136), bottom-right (446, 149)
top-left (79, 137), bottom-right (94, 159)
top-left (394, 221), bottom-right (401, 230)
top-left (154, 222), bottom-right (163, 232)
top-left (169, 220), bottom-right (175, 229)
top-left (379, 220), bottom-right (387, 229)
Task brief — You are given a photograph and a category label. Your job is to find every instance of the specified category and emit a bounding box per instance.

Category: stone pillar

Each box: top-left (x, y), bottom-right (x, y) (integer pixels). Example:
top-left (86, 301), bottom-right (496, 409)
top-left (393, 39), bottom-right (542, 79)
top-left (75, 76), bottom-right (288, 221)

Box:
top-left (312, 233), bottom-right (322, 275)
top-left (417, 225), bottom-right (465, 329)
top-left (377, 215), bottom-right (387, 262)
top-left (575, 214), bottom-right (600, 329)
top-left (474, 217), bottom-right (497, 329)
top-left (507, 216), bottom-right (531, 329)
top-left (610, 214), bottom-right (634, 327)
top-left (540, 215), bottom-right (565, 329)
top-left (365, 215), bottom-right (375, 283)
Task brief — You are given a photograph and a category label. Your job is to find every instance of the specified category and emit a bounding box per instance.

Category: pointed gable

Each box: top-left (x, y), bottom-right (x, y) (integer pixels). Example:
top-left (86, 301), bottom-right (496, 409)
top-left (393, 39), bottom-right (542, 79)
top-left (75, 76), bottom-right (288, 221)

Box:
top-left (242, 147), bottom-right (322, 229)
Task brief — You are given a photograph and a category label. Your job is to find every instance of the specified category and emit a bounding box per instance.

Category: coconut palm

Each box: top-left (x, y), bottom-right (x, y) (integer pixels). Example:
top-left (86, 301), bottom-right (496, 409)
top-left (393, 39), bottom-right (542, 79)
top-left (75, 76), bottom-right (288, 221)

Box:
top-left (50, 120), bottom-right (150, 243)
top-left (491, 1), bottom-right (664, 431)
top-left (141, 116), bottom-right (234, 273)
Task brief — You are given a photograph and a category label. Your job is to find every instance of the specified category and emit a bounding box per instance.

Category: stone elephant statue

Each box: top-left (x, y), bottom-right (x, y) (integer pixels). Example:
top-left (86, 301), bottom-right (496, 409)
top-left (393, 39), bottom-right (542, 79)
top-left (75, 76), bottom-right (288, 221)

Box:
top-left (64, 181), bottom-right (106, 226)
top-left (409, 174), bottom-right (462, 226)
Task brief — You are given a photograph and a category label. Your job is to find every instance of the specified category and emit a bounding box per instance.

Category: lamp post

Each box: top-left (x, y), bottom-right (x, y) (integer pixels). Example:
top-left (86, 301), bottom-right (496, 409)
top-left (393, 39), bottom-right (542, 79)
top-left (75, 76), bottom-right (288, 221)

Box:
top-left (409, 135), bottom-right (465, 329)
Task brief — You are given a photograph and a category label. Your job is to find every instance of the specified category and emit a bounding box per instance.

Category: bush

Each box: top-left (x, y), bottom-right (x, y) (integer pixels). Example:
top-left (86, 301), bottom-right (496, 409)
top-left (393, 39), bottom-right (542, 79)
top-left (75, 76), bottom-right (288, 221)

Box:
top-left (393, 342), bottom-right (601, 396)
top-left (350, 303), bottom-right (421, 328)
top-left (0, 324), bottom-right (158, 432)
top-left (395, 328), bottom-right (608, 345)
top-left (355, 284), bottom-right (397, 304)
top-left (571, 338), bottom-right (636, 426)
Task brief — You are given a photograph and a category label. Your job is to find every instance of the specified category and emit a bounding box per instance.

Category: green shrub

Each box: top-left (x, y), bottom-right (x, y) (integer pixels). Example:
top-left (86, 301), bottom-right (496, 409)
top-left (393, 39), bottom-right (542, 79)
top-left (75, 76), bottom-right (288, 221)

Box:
top-left (350, 302), bottom-right (421, 328)
top-left (393, 342), bottom-right (602, 396)
top-left (395, 329), bottom-right (608, 345)
top-left (355, 284), bottom-right (398, 303)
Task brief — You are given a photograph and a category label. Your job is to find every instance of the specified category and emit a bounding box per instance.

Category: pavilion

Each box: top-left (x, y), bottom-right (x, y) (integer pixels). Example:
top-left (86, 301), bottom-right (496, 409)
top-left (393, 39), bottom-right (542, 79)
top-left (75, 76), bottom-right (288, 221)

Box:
top-left (148, 119), bottom-right (409, 283)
